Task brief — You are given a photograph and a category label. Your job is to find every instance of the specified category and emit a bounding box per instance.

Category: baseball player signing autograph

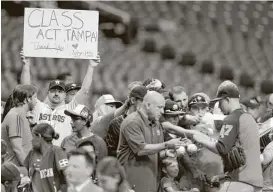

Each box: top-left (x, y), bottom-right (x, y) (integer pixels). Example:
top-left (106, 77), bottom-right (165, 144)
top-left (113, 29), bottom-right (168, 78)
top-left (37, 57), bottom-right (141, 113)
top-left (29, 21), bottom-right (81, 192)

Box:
top-left (192, 81), bottom-right (263, 192)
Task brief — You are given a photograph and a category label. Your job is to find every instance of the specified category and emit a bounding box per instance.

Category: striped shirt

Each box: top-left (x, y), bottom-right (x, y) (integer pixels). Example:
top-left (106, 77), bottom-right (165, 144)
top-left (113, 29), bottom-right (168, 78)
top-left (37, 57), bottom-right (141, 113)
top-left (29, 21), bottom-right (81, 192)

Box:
top-left (1, 108), bottom-right (32, 166)
top-left (32, 98), bottom-right (77, 146)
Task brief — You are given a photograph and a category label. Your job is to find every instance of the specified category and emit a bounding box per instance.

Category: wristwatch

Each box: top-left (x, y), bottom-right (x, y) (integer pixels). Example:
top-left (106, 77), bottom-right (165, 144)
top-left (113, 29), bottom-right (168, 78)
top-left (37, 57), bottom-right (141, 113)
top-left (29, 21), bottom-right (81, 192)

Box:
top-left (164, 142), bottom-right (168, 149)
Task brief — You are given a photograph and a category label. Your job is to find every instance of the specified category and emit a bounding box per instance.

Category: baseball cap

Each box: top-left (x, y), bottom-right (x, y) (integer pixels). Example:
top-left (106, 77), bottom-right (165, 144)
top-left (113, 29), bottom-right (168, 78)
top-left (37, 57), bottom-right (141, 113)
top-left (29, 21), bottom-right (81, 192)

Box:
top-left (1, 163), bottom-right (21, 182)
top-left (65, 83), bottom-right (81, 93)
top-left (164, 100), bottom-right (185, 115)
top-left (143, 78), bottom-right (166, 90)
top-left (210, 80), bottom-right (240, 103)
top-left (188, 94), bottom-right (208, 107)
top-left (64, 104), bottom-right (93, 122)
top-left (129, 85), bottom-right (147, 100)
top-left (94, 94), bottom-right (123, 109)
top-left (49, 80), bottom-right (65, 91)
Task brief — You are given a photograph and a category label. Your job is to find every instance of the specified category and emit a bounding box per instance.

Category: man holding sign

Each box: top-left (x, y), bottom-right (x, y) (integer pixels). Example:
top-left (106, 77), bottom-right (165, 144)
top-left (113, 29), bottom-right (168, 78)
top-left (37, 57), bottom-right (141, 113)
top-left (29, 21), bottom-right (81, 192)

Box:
top-left (20, 7), bottom-right (100, 146)
top-left (20, 51), bottom-right (100, 146)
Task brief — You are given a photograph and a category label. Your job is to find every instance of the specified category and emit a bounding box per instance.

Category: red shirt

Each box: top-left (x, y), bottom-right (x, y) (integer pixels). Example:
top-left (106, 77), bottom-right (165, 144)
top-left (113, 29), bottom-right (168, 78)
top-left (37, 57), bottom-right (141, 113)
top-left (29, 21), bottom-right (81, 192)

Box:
top-left (24, 145), bottom-right (68, 192)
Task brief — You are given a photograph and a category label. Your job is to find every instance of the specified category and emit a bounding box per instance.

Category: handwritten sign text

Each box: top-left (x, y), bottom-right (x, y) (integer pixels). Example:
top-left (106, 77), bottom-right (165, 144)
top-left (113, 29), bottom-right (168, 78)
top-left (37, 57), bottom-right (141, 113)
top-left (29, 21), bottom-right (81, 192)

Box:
top-left (23, 8), bottom-right (98, 59)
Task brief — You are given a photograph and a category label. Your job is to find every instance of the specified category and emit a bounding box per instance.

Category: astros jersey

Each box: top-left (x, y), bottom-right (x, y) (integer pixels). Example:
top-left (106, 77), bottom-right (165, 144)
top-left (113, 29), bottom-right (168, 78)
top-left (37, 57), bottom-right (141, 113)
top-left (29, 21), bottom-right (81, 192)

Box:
top-left (33, 98), bottom-right (77, 146)
top-left (24, 145), bottom-right (68, 192)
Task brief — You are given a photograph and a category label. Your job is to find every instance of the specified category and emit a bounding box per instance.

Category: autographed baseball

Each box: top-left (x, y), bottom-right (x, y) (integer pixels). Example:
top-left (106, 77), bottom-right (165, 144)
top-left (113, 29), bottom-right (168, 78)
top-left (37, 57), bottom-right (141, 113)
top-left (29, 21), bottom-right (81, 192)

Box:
top-left (187, 144), bottom-right (198, 153)
top-left (207, 128), bottom-right (214, 135)
top-left (176, 146), bottom-right (186, 156)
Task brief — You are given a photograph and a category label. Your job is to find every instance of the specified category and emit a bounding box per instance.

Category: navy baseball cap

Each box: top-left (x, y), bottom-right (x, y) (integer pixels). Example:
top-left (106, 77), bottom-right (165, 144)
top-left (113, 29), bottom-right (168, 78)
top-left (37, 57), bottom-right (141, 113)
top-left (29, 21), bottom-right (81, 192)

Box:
top-left (64, 104), bottom-right (93, 122)
top-left (49, 80), bottom-right (65, 91)
top-left (65, 83), bottom-right (81, 93)
top-left (129, 85), bottom-right (147, 100)
top-left (188, 94), bottom-right (208, 107)
top-left (211, 80), bottom-right (240, 103)
top-left (164, 100), bottom-right (185, 115)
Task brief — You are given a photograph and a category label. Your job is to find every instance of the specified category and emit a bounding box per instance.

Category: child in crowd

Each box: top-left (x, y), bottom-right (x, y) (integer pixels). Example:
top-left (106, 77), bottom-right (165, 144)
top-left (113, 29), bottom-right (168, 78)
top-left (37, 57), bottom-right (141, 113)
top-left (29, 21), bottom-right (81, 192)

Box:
top-left (159, 157), bottom-right (200, 192)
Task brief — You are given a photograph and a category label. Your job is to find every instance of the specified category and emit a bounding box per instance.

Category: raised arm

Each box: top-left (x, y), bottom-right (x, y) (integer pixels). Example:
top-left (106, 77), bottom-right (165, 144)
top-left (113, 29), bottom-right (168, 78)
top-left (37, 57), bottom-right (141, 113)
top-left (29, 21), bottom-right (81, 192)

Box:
top-left (114, 99), bottom-right (130, 118)
top-left (162, 121), bottom-right (196, 137)
top-left (74, 55), bottom-right (100, 105)
top-left (20, 49), bottom-right (31, 85)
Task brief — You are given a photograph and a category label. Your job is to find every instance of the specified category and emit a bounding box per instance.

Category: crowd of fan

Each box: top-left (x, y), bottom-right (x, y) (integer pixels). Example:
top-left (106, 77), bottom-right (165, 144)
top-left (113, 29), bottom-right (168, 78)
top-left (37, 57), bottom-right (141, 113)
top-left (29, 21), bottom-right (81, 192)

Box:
top-left (1, 51), bottom-right (273, 192)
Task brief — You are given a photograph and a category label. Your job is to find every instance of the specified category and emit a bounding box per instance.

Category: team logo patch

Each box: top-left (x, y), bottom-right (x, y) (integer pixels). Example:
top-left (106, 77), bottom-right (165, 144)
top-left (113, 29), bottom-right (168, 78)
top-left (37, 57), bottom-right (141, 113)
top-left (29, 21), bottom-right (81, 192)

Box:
top-left (59, 159), bottom-right (68, 168)
top-left (172, 104), bottom-right (178, 111)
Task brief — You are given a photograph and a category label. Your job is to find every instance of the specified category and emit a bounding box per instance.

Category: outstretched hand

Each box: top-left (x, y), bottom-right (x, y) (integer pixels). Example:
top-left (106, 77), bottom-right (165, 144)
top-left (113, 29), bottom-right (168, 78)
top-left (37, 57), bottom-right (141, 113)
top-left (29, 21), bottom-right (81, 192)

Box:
top-left (89, 53), bottom-right (101, 67)
top-left (20, 48), bottom-right (30, 65)
top-left (192, 131), bottom-right (210, 144)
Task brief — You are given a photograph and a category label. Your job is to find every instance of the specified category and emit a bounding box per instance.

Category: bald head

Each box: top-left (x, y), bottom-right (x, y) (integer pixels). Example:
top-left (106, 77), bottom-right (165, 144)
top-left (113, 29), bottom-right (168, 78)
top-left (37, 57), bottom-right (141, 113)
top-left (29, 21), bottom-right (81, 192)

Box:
top-left (143, 91), bottom-right (165, 104)
top-left (142, 91), bottom-right (165, 121)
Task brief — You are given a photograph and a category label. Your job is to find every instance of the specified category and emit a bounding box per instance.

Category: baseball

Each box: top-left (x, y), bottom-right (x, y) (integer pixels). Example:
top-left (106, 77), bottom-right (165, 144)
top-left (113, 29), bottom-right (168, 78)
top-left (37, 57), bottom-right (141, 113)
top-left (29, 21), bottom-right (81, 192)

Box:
top-left (207, 128), bottom-right (214, 135)
top-left (187, 144), bottom-right (198, 153)
top-left (176, 146), bottom-right (186, 156)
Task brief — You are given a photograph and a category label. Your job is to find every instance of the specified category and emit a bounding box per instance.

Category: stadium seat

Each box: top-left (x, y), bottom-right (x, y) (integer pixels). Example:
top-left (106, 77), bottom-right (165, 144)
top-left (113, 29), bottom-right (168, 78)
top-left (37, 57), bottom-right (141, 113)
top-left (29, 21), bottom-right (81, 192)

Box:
top-left (1, 1), bottom-right (273, 107)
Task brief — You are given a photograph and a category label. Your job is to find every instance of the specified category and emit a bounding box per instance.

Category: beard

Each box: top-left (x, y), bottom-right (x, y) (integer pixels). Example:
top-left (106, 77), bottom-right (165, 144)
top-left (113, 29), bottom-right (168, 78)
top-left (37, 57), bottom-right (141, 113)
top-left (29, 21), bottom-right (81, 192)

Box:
top-left (32, 143), bottom-right (41, 152)
top-left (51, 97), bottom-right (61, 104)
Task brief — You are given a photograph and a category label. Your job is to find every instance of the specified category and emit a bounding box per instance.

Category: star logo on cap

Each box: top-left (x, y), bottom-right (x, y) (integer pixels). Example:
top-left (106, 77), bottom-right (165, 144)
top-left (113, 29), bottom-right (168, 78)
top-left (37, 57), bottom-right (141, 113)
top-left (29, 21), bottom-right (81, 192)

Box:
top-left (197, 96), bottom-right (202, 101)
top-left (172, 104), bottom-right (178, 111)
top-left (72, 83), bottom-right (76, 87)
top-left (55, 80), bottom-right (60, 84)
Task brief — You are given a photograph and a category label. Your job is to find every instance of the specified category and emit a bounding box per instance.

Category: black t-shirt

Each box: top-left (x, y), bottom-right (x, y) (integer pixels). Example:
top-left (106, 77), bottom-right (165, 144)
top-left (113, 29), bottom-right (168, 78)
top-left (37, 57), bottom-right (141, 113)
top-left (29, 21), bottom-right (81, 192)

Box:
top-left (105, 114), bottom-right (126, 157)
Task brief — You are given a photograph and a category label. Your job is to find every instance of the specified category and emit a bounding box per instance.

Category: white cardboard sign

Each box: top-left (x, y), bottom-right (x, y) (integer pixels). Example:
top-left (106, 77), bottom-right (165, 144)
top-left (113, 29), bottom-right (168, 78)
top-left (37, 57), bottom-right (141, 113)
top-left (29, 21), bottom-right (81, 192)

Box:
top-left (23, 8), bottom-right (99, 59)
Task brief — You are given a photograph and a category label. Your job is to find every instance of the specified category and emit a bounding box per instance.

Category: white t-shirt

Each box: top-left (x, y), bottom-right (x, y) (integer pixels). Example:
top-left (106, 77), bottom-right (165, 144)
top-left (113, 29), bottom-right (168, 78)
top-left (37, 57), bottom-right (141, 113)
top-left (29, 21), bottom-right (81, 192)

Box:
top-left (33, 98), bottom-right (77, 146)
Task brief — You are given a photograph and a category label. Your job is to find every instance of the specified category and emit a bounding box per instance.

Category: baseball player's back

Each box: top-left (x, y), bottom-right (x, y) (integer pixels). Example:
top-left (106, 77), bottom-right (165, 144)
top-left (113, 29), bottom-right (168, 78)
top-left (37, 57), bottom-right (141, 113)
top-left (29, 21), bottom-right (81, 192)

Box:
top-left (33, 98), bottom-right (77, 146)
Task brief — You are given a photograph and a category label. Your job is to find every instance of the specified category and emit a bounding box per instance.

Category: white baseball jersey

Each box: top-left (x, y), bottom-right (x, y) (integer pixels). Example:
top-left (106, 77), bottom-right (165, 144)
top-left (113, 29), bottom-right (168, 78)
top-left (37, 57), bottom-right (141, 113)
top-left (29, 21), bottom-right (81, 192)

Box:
top-left (33, 99), bottom-right (77, 146)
